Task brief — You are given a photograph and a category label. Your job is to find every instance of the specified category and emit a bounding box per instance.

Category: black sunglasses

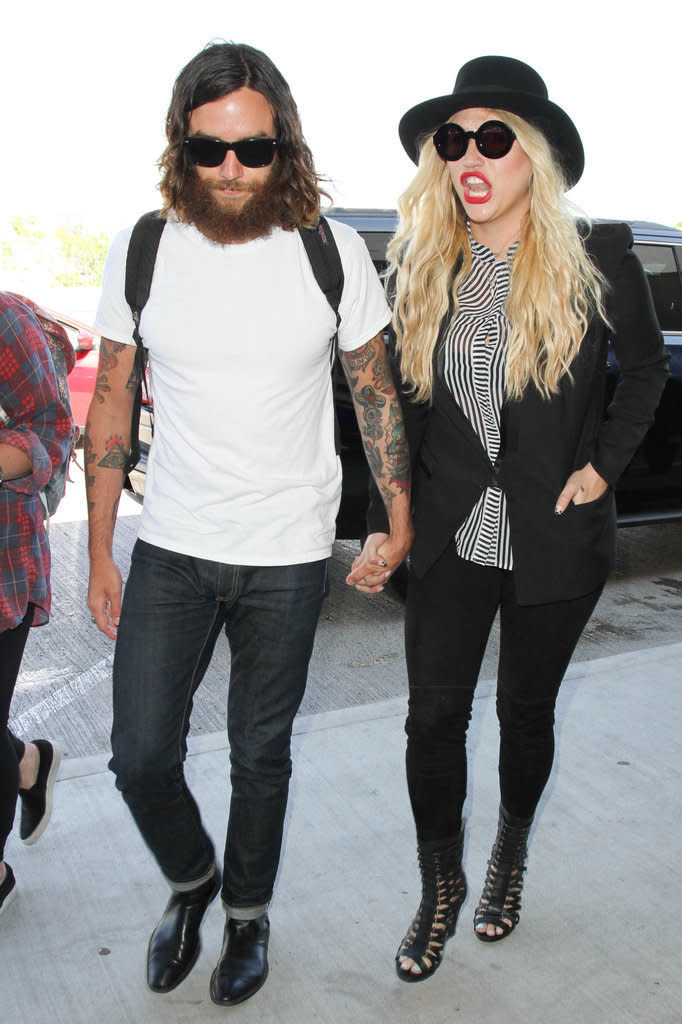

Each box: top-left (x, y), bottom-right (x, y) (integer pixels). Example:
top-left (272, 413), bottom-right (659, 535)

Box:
top-left (184, 135), bottom-right (279, 168)
top-left (433, 120), bottom-right (516, 162)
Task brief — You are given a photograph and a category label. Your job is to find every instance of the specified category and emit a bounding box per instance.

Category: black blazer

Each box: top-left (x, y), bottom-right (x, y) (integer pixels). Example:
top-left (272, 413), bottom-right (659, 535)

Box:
top-left (368, 223), bottom-right (669, 605)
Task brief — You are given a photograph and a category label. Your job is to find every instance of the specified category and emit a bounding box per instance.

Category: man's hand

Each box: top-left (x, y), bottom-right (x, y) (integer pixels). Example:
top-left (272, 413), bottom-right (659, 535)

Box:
top-left (346, 526), bottom-right (414, 594)
top-left (87, 555), bottom-right (123, 639)
top-left (554, 461), bottom-right (608, 515)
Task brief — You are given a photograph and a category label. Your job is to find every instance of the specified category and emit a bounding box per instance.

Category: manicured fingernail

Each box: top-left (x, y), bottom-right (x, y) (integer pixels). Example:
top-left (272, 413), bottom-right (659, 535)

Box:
top-left (554, 506), bottom-right (563, 516)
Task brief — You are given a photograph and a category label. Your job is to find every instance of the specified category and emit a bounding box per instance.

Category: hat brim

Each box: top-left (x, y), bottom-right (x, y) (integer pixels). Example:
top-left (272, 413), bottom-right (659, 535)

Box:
top-left (399, 88), bottom-right (584, 187)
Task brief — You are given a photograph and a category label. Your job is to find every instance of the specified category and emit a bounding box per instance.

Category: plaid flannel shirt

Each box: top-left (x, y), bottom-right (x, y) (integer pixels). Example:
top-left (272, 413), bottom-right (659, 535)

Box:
top-left (0, 292), bottom-right (73, 632)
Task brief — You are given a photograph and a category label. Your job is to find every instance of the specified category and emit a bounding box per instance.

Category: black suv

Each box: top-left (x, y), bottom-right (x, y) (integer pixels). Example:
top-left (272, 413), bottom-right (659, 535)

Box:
top-left (128, 210), bottom-right (682, 533)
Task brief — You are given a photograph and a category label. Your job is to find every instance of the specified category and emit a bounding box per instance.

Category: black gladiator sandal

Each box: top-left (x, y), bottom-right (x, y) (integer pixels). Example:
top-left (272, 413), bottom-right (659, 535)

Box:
top-left (396, 830), bottom-right (467, 982)
top-left (474, 805), bottom-right (532, 942)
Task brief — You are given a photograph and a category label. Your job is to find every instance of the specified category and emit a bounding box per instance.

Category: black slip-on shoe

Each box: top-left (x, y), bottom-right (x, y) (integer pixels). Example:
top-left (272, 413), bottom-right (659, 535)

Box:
top-left (0, 864), bottom-right (17, 919)
top-left (19, 739), bottom-right (63, 845)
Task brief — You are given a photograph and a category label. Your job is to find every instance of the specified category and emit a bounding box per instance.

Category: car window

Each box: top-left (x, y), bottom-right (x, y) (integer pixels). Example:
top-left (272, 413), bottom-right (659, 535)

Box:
top-left (633, 243), bottom-right (682, 332)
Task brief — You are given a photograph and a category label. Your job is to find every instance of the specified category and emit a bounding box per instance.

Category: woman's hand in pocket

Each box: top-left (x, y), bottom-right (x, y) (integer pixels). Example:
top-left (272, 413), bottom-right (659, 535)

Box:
top-left (554, 462), bottom-right (608, 515)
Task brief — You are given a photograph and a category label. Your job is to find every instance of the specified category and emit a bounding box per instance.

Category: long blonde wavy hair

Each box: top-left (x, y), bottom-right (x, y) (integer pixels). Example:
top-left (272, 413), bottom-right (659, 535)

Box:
top-left (389, 109), bottom-right (609, 402)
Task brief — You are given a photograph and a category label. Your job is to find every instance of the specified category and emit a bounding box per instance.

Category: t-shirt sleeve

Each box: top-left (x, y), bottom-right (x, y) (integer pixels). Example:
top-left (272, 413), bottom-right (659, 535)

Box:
top-left (94, 225), bottom-right (136, 346)
top-left (329, 220), bottom-right (391, 353)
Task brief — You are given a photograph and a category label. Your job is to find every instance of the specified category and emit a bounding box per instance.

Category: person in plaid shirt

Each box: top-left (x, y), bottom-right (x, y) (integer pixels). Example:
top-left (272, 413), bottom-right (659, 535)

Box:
top-left (0, 291), bottom-right (72, 920)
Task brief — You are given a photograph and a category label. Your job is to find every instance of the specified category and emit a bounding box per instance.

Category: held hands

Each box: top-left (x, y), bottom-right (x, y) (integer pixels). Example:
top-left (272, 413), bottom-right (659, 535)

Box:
top-left (87, 557), bottom-right (123, 639)
top-left (345, 526), bottom-right (414, 594)
top-left (554, 461), bottom-right (608, 515)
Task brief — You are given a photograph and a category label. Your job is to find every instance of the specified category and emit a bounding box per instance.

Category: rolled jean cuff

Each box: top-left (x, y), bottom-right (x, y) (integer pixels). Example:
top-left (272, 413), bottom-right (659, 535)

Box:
top-left (223, 901), bottom-right (269, 920)
top-left (167, 861), bottom-right (217, 893)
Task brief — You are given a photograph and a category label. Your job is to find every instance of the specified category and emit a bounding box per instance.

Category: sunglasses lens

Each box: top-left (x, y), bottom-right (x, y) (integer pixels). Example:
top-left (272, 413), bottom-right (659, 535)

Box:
top-left (433, 121), bottom-right (516, 162)
top-left (433, 124), bottom-right (467, 161)
top-left (478, 123), bottom-right (515, 158)
top-left (185, 137), bottom-right (278, 168)
top-left (234, 139), bottom-right (278, 168)
top-left (185, 138), bottom-right (226, 167)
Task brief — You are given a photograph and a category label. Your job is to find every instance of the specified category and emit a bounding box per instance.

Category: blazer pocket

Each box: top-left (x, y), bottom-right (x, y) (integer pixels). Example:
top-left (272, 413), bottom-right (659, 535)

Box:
top-left (568, 486), bottom-right (612, 512)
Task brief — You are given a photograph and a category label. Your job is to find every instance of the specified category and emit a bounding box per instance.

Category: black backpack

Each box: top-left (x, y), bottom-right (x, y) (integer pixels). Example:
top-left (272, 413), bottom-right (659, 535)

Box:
top-left (123, 211), bottom-right (344, 475)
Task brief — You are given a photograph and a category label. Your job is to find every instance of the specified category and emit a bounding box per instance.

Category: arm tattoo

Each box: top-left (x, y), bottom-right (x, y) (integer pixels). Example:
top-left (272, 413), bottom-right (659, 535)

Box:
top-left (371, 351), bottom-right (394, 394)
top-left (355, 385), bottom-right (386, 441)
top-left (93, 339), bottom-right (137, 405)
top-left (385, 402), bottom-right (410, 492)
top-left (342, 333), bottom-right (410, 514)
top-left (83, 432), bottom-right (96, 487)
top-left (343, 342), bottom-right (375, 377)
top-left (125, 367), bottom-right (141, 394)
top-left (98, 434), bottom-right (128, 470)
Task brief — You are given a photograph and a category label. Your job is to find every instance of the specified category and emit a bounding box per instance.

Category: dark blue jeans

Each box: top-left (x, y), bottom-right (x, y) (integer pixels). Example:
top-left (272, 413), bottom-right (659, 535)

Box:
top-left (110, 540), bottom-right (327, 913)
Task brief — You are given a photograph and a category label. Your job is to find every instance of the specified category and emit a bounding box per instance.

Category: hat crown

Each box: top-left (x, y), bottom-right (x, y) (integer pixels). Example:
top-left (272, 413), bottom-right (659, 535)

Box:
top-left (454, 56), bottom-right (549, 102)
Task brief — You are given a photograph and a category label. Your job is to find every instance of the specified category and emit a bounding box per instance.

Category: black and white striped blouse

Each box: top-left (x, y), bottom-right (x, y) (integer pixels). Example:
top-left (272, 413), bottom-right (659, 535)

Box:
top-left (441, 234), bottom-right (518, 570)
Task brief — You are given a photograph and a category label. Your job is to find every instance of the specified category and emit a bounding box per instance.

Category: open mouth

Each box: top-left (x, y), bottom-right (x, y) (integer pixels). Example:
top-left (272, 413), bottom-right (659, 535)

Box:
top-left (460, 174), bottom-right (492, 204)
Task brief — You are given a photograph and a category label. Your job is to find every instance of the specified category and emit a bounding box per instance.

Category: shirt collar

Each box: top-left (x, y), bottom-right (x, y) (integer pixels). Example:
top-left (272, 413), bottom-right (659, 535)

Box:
top-left (467, 221), bottom-right (519, 264)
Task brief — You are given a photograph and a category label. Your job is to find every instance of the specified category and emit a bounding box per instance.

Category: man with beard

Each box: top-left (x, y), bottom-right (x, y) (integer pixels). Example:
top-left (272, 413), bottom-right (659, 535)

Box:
top-left (85, 42), bottom-right (412, 1007)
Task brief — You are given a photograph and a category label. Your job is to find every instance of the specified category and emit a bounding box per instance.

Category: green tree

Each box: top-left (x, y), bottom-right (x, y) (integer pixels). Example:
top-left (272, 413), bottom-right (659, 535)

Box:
top-left (55, 225), bottom-right (110, 286)
top-left (9, 215), bottom-right (45, 241)
top-left (1, 216), bottom-right (47, 275)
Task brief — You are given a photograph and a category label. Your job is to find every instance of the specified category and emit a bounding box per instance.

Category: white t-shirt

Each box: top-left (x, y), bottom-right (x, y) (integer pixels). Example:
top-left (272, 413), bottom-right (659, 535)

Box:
top-left (95, 217), bottom-right (390, 565)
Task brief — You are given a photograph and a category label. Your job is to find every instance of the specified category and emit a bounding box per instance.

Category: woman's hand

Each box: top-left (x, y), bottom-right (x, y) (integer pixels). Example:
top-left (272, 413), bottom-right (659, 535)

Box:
top-left (554, 462), bottom-right (608, 515)
top-left (345, 531), bottom-right (407, 594)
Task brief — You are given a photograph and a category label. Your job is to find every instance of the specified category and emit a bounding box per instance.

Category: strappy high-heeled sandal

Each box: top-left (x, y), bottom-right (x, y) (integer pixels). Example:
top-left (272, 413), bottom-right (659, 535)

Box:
top-left (474, 805), bottom-right (532, 942)
top-left (396, 829), bottom-right (467, 982)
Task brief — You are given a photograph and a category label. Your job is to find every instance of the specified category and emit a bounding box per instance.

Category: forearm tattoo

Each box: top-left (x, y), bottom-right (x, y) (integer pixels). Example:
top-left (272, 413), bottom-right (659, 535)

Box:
top-left (342, 334), bottom-right (410, 513)
top-left (85, 340), bottom-right (134, 519)
top-left (93, 339), bottom-right (140, 404)
top-left (97, 435), bottom-right (128, 470)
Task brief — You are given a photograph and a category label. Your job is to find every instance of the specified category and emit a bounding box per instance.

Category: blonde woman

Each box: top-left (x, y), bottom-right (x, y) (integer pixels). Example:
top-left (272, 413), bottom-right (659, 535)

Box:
top-left (350, 56), bottom-right (668, 981)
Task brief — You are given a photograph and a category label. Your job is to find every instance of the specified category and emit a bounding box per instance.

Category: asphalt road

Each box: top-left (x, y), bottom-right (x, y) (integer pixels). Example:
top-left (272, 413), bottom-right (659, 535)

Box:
top-left (10, 460), bottom-right (682, 761)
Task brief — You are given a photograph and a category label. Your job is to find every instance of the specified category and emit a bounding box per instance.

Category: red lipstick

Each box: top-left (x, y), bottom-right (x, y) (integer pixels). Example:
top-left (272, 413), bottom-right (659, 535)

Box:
top-left (460, 172), bottom-right (492, 205)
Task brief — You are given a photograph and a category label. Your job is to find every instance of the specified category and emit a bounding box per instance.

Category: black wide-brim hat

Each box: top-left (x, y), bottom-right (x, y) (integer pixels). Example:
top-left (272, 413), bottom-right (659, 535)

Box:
top-left (399, 55), bottom-right (584, 187)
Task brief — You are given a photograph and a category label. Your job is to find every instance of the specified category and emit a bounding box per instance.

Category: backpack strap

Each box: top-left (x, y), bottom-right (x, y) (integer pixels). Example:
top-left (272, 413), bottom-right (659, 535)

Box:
top-left (297, 215), bottom-right (345, 452)
top-left (297, 215), bottom-right (344, 333)
top-left (124, 210), bottom-right (166, 474)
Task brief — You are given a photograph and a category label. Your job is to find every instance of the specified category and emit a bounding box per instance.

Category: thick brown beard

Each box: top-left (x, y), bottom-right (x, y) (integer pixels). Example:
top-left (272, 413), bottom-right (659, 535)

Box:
top-left (177, 169), bottom-right (289, 244)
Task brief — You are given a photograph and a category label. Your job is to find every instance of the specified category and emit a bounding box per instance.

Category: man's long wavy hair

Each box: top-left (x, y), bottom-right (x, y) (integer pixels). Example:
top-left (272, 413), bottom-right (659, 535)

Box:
top-left (159, 42), bottom-right (329, 229)
top-left (389, 109), bottom-right (609, 403)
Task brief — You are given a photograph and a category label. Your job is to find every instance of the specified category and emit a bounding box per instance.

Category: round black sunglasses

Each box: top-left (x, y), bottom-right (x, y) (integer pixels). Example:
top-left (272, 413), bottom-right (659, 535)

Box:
top-left (433, 121), bottom-right (516, 162)
top-left (184, 136), bottom-right (279, 169)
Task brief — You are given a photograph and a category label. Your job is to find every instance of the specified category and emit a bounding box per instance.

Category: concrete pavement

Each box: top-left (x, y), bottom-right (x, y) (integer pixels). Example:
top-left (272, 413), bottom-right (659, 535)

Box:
top-left (2, 642), bottom-right (681, 1023)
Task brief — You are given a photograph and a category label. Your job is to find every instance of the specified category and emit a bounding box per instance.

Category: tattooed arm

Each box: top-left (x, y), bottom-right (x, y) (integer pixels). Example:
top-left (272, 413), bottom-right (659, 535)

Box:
top-left (340, 331), bottom-right (414, 593)
top-left (85, 338), bottom-right (138, 638)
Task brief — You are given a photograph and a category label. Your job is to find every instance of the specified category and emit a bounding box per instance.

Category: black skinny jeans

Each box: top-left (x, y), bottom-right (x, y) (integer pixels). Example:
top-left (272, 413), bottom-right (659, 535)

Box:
top-left (404, 548), bottom-right (602, 841)
top-left (0, 606), bottom-right (33, 861)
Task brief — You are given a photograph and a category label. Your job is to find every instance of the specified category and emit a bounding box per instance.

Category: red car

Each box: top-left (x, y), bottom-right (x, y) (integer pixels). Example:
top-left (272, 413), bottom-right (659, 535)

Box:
top-left (42, 308), bottom-right (100, 434)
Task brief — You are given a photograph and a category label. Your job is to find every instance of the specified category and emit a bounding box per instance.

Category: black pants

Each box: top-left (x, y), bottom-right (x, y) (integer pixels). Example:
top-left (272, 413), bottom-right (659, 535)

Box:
top-left (404, 548), bottom-right (602, 841)
top-left (0, 607), bottom-right (33, 861)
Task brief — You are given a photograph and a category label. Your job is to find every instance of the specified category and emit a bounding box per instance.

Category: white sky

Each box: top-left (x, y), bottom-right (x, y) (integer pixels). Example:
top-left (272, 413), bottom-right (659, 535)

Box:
top-left (3, 0), bottom-right (681, 235)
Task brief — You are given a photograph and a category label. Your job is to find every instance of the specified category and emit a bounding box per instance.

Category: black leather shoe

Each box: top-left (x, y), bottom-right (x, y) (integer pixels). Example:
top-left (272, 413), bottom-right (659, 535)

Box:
top-left (147, 869), bottom-right (221, 993)
top-left (210, 913), bottom-right (270, 1006)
